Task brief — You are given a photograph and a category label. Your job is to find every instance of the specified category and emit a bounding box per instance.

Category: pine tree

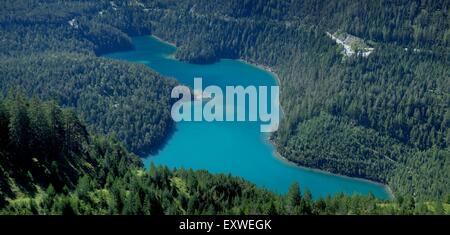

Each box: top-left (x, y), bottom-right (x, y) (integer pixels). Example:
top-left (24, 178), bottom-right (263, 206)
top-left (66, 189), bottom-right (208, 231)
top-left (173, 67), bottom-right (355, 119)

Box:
top-left (286, 182), bottom-right (302, 214)
top-left (8, 92), bottom-right (30, 156)
top-left (28, 97), bottom-right (50, 158)
top-left (42, 184), bottom-right (56, 214)
top-left (63, 109), bottom-right (88, 154)
top-left (301, 188), bottom-right (313, 215)
top-left (46, 101), bottom-right (65, 157)
top-left (0, 101), bottom-right (9, 150)
top-left (267, 201), bottom-right (278, 215)
top-left (59, 196), bottom-right (78, 215)
top-left (187, 192), bottom-right (199, 215)
top-left (76, 175), bottom-right (93, 201)
top-left (434, 201), bottom-right (444, 215)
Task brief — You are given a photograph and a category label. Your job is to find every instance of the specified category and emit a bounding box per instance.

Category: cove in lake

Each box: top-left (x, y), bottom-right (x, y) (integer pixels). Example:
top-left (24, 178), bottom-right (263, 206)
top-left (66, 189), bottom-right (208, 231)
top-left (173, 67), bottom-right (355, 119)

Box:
top-left (105, 36), bottom-right (391, 199)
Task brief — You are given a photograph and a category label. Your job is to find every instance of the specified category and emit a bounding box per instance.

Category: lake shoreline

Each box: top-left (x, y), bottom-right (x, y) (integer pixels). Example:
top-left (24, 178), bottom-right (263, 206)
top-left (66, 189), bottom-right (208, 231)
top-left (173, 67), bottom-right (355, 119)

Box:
top-left (152, 35), bottom-right (177, 47)
top-left (237, 59), bottom-right (281, 86)
top-left (266, 136), bottom-right (394, 199)
top-left (244, 59), bottom-right (394, 200)
top-left (147, 34), bottom-right (394, 199)
top-left (239, 57), bottom-right (394, 200)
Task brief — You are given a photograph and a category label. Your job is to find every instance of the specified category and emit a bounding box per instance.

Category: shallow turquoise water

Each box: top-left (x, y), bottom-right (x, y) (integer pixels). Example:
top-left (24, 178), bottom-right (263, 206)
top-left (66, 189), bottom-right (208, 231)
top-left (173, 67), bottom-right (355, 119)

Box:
top-left (105, 36), bottom-right (391, 199)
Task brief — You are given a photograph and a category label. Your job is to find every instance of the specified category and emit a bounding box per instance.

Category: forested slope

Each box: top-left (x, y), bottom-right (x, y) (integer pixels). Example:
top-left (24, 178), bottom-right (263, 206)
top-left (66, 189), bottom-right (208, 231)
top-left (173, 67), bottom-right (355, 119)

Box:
top-left (1, 96), bottom-right (446, 215)
top-left (0, 0), bottom-right (177, 155)
top-left (139, 0), bottom-right (450, 201)
top-left (0, 93), bottom-right (142, 202)
top-left (0, 53), bottom-right (176, 155)
top-left (0, 0), bottom-right (448, 203)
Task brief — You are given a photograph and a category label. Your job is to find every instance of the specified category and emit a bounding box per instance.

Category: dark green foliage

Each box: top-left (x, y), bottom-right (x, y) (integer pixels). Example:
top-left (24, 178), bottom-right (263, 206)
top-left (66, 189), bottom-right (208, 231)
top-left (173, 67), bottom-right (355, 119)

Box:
top-left (144, 0), bottom-right (450, 202)
top-left (0, 96), bottom-right (444, 215)
top-left (286, 182), bottom-right (302, 214)
top-left (176, 38), bottom-right (219, 64)
top-left (277, 113), bottom-right (406, 183)
top-left (156, 0), bottom-right (450, 49)
top-left (0, 53), bottom-right (177, 155)
top-left (1, 164), bottom-right (442, 215)
top-left (0, 0), bottom-right (177, 155)
top-left (389, 147), bottom-right (450, 202)
top-left (0, 0), bottom-right (148, 55)
top-left (0, 94), bottom-right (141, 199)
top-left (288, 0), bottom-right (450, 49)
top-left (0, 0), bottom-right (448, 212)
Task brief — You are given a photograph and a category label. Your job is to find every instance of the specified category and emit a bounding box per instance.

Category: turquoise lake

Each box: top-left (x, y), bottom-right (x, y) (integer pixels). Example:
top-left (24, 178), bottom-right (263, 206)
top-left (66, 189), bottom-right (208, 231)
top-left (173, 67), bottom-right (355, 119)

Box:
top-left (105, 36), bottom-right (391, 199)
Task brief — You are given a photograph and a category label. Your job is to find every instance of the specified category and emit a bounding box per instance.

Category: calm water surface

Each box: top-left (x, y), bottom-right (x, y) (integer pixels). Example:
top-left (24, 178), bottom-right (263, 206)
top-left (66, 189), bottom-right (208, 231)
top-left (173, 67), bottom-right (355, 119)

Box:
top-left (105, 36), bottom-right (391, 199)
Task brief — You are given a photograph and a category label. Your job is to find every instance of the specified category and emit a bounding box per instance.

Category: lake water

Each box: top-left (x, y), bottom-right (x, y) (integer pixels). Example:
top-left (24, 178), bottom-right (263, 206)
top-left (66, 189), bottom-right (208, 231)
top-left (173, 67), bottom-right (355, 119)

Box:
top-left (105, 36), bottom-right (391, 199)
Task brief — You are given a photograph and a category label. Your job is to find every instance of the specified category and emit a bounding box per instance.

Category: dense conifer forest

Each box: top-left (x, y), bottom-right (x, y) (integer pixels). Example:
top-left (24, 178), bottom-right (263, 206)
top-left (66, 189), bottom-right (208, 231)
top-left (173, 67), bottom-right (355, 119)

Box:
top-left (0, 0), bottom-right (177, 155)
top-left (143, 0), bottom-right (450, 202)
top-left (1, 96), bottom-right (447, 215)
top-left (0, 54), bottom-right (176, 155)
top-left (0, 0), bottom-right (449, 214)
